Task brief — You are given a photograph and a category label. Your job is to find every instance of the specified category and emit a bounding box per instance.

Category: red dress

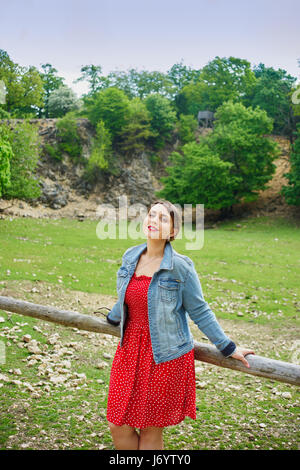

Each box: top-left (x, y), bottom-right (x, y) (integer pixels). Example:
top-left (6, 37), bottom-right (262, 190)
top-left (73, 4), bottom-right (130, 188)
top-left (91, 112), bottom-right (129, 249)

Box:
top-left (106, 272), bottom-right (197, 429)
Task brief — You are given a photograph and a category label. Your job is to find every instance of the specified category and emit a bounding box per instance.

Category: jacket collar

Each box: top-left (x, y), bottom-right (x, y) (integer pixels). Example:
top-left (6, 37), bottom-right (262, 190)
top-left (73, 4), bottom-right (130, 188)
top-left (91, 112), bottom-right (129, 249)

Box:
top-left (126, 241), bottom-right (174, 271)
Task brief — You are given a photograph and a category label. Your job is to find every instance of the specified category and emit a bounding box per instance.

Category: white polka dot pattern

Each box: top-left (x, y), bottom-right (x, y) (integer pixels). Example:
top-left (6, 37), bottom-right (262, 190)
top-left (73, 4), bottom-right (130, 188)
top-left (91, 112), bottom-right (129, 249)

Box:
top-left (106, 271), bottom-right (197, 429)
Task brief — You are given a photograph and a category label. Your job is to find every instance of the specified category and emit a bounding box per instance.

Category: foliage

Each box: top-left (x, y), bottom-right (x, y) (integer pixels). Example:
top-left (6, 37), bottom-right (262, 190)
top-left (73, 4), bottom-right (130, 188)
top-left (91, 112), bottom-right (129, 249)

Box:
top-left (144, 93), bottom-right (177, 149)
top-left (207, 101), bottom-right (280, 202)
top-left (38, 63), bottom-right (65, 118)
top-left (83, 87), bottom-right (130, 145)
top-left (0, 131), bottom-right (13, 196)
top-left (166, 59), bottom-right (201, 92)
top-left (0, 120), bottom-right (41, 200)
top-left (74, 64), bottom-right (108, 95)
top-left (0, 107), bottom-right (11, 119)
top-left (55, 113), bottom-right (83, 160)
top-left (281, 123), bottom-right (300, 205)
top-left (174, 56), bottom-right (257, 116)
top-left (156, 141), bottom-right (237, 208)
top-left (84, 120), bottom-right (113, 182)
top-left (177, 114), bottom-right (198, 144)
top-left (156, 101), bottom-right (280, 210)
top-left (43, 143), bottom-right (63, 161)
top-left (117, 97), bottom-right (154, 156)
top-left (0, 49), bottom-right (44, 117)
top-left (48, 85), bottom-right (80, 118)
top-left (246, 63), bottom-right (297, 137)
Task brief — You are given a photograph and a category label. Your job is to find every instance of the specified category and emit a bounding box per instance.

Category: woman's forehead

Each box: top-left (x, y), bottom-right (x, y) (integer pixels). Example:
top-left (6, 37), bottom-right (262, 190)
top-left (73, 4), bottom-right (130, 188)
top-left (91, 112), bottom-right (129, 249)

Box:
top-left (149, 204), bottom-right (170, 217)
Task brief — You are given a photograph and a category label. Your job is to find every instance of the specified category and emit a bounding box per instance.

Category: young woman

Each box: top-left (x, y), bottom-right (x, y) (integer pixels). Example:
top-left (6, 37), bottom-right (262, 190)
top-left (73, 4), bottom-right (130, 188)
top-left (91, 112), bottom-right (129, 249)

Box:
top-left (106, 199), bottom-right (254, 450)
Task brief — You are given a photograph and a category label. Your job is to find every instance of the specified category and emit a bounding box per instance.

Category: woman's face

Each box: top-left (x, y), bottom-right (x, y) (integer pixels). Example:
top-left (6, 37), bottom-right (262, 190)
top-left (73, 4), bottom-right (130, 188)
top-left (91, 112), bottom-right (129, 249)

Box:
top-left (142, 204), bottom-right (174, 241)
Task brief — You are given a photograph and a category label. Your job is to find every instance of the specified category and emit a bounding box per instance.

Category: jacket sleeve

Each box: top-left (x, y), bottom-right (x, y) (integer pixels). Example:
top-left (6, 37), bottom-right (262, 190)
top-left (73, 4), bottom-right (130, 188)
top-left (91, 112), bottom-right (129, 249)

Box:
top-left (182, 261), bottom-right (236, 357)
top-left (106, 249), bottom-right (130, 327)
top-left (106, 298), bottom-right (122, 326)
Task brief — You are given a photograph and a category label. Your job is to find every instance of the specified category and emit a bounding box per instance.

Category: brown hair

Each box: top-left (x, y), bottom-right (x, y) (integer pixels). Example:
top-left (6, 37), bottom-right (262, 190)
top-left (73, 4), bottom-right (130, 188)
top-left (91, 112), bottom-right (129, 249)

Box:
top-left (148, 199), bottom-right (181, 242)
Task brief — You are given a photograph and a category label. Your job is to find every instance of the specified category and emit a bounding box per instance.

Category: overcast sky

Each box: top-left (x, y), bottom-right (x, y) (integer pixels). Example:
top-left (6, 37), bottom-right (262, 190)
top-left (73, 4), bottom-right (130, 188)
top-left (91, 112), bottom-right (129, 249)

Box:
top-left (1, 0), bottom-right (299, 97)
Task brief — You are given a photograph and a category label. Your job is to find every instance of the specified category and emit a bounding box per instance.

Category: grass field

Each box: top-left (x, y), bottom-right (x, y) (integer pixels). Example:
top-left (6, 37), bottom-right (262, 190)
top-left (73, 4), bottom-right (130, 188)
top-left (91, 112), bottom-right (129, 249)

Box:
top-left (0, 215), bottom-right (299, 450)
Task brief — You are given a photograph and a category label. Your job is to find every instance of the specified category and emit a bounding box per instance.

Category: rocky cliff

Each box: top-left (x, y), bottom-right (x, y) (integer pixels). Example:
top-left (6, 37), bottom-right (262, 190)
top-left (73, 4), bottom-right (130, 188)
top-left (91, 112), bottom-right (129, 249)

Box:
top-left (0, 119), bottom-right (298, 222)
top-left (0, 118), bottom-right (172, 220)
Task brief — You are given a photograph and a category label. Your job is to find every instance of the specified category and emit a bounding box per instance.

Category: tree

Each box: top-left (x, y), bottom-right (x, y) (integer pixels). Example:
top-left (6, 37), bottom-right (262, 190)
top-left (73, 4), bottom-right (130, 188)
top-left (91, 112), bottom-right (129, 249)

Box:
top-left (177, 114), bottom-right (199, 144)
top-left (144, 93), bottom-right (177, 149)
top-left (156, 100), bottom-right (280, 215)
top-left (84, 87), bottom-right (130, 145)
top-left (117, 97), bottom-right (154, 156)
top-left (247, 63), bottom-right (297, 140)
top-left (206, 101), bottom-right (280, 210)
top-left (0, 120), bottom-right (41, 200)
top-left (38, 63), bottom-right (65, 117)
top-left (0, 131), bottom-right (13, 196)
top-left (155, 141), bottom-right (238, 208)
top-left (281, 123), bottom-right (300, 205)
top-left (48, 85), bottom-right (80, 118)
top-left (166, 59), bottom-right (201, 92)
top-left (74, 64), bottom-right (110, 95)
top-left (174, 56), bottom-right (257, 117)
top-left (84, 120), bottom-right (113, 182)
top-left (0, 50), bottom-right (44, 117)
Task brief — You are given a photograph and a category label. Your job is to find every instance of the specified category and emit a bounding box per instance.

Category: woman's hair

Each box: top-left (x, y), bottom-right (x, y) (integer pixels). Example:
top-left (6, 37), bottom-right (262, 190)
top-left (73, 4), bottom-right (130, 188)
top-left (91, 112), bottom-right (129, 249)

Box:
top-left (147, 199), bottom-right (181, 242)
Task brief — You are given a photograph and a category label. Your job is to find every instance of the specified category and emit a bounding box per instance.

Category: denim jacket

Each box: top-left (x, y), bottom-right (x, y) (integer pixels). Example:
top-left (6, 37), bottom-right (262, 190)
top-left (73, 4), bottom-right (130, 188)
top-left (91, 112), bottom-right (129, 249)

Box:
top-left (107, 241), bottom-right (236, 364)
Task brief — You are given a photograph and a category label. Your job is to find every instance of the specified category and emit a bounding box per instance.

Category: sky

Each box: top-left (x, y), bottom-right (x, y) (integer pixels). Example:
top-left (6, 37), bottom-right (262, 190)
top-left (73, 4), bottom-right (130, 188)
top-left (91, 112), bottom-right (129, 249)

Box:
top-left (0, 0), bottom-right (299, 98)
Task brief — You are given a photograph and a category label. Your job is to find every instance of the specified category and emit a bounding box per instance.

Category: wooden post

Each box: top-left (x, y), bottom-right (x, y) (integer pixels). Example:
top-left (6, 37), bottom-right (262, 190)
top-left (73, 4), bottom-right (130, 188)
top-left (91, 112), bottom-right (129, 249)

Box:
top-left (0, 295), bottom-right (299, 387)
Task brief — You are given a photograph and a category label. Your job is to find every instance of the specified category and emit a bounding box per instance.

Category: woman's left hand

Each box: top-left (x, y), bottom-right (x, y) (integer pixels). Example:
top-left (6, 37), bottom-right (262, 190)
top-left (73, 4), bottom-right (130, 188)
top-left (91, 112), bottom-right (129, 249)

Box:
top-left (230, 347), bottom-right (255, 368)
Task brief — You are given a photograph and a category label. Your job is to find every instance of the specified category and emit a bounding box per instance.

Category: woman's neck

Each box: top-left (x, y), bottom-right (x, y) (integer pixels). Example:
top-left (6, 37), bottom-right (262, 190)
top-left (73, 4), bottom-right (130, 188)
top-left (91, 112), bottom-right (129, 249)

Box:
top-left (145, 239), bottom-right (167, 259)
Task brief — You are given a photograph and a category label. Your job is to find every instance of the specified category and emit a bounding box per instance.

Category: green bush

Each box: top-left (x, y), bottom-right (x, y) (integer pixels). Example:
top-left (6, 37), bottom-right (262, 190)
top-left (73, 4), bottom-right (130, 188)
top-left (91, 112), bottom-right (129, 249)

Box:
top-left (117, 97), bottom-right (154, 156)
top-left (44, 143), bottom-right (63, 161)
top-left (144, 93), bottom-right (177, 150)
top-left (281, 123), bottom-right (300, 205)
top-left (0, 119), bottom-right (41, 200)
top-left (84, 120), bottom-right (113, 183)
top-left (177, 114), bottom-right (198, 144)
top-left (56, 113), bottom-right (83, 160)
top-left (0, 131), bottom-right (13, 196)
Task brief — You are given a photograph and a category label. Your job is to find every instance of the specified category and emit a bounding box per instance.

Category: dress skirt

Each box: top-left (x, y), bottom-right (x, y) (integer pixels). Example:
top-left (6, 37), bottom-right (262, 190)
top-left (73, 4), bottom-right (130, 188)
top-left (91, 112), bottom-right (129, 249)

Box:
top-left (106, 272), bottom-right (197, 429)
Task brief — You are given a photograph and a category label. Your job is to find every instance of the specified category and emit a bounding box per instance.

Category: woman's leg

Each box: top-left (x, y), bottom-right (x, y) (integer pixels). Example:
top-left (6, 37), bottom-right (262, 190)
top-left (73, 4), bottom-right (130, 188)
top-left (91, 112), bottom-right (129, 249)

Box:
top-left (139, 426), bottom-right (164, 450)
top-left (108, 422), bottom-right (140, 450)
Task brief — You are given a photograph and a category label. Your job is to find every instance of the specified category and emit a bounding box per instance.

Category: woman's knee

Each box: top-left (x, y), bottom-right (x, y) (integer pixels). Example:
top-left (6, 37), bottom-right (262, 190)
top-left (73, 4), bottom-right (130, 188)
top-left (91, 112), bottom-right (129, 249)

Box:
top-left (140, 426), bottom-right (164, 438)
top-left (108, 422), bottom-right (136, 436)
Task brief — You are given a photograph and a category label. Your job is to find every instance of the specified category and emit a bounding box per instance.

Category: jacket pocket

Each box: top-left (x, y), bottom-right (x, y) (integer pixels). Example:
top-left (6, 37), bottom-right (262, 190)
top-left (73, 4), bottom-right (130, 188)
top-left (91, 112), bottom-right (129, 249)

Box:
top-left (158, 278), bottom-right (180, 303)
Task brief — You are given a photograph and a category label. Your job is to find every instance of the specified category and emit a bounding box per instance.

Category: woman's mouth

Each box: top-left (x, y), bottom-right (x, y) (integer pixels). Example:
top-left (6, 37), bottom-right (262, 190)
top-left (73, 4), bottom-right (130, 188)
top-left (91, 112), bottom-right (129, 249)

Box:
top-left (148, 225), bottom-right (158, 231)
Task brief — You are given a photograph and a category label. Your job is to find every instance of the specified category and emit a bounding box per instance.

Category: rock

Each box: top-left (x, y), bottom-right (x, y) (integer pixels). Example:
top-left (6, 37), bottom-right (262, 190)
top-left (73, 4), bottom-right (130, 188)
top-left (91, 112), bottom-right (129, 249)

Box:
top-left (50, 374), bottom-right (67, 385)
top-left (281, 392), bottom-right (292, 399)
top-left (0, 317), bottom-right (5, 323)
top-left (96, 361), bottom-right (109, 369)
top-left (22, 334), bottom-right (32, 343)
top-left (0, 373), bottom-right (10, 382)
top-left (26, 340), bottom-right (42, 354)
top-left (47, 334), bottom-right (60, 345)
top-left (196, 381), bottom-right (207, 389)
top-left (102, 353), bottom-right (112, 360)
top-left (13, 368), bottom-right (22, 376)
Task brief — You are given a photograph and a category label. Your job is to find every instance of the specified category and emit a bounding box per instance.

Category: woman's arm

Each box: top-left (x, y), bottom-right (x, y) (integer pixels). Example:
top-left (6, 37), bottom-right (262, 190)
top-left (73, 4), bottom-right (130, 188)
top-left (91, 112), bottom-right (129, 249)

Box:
top-left (182, 261), bottom-right (255, 364)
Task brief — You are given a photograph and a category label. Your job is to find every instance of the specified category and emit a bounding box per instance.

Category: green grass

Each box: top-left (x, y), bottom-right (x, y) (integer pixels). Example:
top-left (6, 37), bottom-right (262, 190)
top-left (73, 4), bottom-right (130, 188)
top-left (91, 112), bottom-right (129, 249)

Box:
top-left (0, 214), bottom-right (299, 450)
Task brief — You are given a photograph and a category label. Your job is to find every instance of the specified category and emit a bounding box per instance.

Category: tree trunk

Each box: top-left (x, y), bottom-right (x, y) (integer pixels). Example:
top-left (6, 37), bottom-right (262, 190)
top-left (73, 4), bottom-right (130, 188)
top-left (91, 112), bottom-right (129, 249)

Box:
top-left (0, 295), bottom-right (299, 387)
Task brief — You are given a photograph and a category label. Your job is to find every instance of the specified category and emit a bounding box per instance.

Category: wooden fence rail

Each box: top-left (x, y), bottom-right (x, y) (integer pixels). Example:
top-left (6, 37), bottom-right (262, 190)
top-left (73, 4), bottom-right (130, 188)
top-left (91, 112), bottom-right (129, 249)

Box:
top-left (0, 295), bottom-right (299, 387)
